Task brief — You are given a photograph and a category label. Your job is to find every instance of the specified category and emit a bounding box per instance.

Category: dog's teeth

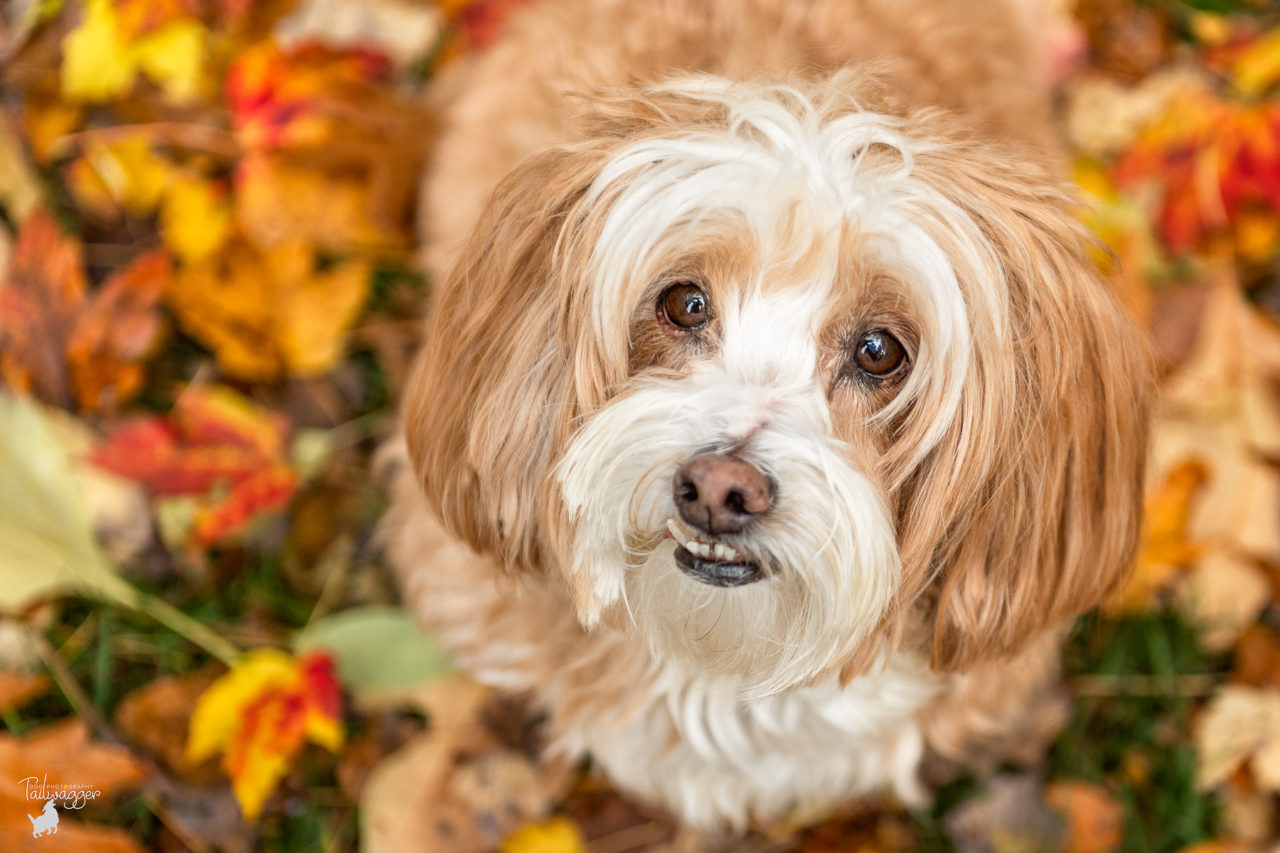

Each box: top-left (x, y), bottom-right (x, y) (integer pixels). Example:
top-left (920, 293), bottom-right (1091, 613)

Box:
top-left (713, 543), bottom-right (728, 560)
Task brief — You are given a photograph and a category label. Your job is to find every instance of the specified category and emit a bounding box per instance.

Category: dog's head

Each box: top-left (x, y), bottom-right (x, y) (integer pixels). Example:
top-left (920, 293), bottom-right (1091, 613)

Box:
top-left (405, 74), bottom-right (1152, 695)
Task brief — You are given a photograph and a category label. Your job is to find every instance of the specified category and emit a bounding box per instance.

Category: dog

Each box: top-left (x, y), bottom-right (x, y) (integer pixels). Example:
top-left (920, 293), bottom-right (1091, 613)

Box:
top-left (386, 0), bottom-right (1153, 830)
top-left (29, 800), bottom-right (58, 837)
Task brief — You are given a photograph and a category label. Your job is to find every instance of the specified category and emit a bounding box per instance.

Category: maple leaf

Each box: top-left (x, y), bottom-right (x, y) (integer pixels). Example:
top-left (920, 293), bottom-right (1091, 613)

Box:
top-left (0, 210), bottom-right (167, 412)
top-left (186, 649), bottom-right (343, 820)
top-left (68, 135), bottom-right (173, 219)
top-left (164, 240), bottom-right (372, 380)
top-left (1113, 92), bottom-right (1280, 263)
top-left (226, 41), bottom-right (391, 152)
top-left (235, 152), bottom-right (403, 252)
top-left (61, 0), bottom-right (207, 104)
top-left (90, 385), bottom-right (299, 545)
top-left (160, 175), bottom-right (233, 263)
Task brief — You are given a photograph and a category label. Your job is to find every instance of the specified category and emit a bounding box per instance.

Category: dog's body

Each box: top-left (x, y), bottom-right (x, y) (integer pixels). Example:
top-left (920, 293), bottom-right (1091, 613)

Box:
top-left (389, 0), bottom-right (1152, 829)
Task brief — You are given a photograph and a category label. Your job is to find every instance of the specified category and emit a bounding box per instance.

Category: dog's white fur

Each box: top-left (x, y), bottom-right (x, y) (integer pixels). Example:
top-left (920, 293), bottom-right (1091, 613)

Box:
top-left (388, 0), bottom-right (1152, 830)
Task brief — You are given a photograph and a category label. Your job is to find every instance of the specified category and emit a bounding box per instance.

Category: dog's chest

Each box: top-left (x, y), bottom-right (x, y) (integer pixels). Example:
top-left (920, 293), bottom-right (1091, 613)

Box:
top-left (556, 652), bottom-right (946, 826)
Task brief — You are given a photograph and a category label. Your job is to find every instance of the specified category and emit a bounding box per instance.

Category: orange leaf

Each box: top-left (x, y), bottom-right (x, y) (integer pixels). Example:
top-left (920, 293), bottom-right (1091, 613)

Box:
top-left (0, 210), bottom-right (87, 408)
top-left (66, 249), bottom-right (168, 412)
top-left (1047, 781), bottom-right (1124, 853)
top-left (1108, 459), bottom-right (1207, 613)
top-left (0, 672), bottom-right (48, 715)
top-left (0, 211), bottom-right (167, 412)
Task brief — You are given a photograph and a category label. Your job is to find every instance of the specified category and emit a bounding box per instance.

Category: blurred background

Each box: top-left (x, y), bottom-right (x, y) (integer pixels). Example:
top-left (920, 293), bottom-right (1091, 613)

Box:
top-left (1, 0), bottom-right (1280, 850)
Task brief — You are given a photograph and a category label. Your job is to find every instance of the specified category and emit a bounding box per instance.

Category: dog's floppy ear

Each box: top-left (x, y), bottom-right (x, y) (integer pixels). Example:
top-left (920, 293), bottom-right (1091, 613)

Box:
top-left (897, 145), bottom-right (1154, 671)
top-left (404, 142), bottom-right (615, 571)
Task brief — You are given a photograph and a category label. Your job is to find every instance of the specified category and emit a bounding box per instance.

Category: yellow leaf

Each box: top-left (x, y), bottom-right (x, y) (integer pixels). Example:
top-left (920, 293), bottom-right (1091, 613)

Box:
top-left (1234, 25), bottom-right (1280, 98)
top-left (161, 176), bottom-right (232, 262)
top-left (165, 241), bottom-right (371, 380)
top-left (132, 19), bottom-right (205, 103)
top-left (499, 818), bottom-right (588, 853)
top-left (187, 649), bottom-right (343, 820)
top-left (61, 0), bottom-right (137, 103)
top-left (23, 97), bottom-right (84, 162)
top-left (76, 135), bottom-right (172, 216)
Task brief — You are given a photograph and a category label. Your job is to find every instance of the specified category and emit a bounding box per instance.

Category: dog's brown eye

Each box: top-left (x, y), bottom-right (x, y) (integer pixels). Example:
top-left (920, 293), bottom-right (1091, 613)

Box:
top-left (660, 282), bottom-right (709, 329)
top-left (852, 330), bottom-right (906, 377)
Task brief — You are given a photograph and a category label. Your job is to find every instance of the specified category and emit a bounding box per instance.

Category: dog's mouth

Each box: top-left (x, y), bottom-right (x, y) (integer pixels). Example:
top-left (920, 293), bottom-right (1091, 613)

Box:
top-left (664, 519), bottom-right (763, 587)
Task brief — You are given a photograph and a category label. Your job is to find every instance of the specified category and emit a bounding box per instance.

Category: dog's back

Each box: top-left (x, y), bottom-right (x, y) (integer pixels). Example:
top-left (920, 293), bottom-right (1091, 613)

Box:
top-left (420, 0), bottom-right (1054, 278)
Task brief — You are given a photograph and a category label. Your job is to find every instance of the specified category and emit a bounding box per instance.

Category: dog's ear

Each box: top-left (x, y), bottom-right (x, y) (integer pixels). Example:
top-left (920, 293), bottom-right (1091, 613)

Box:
top-left (896, 143), bottom-right (1154, 671)
top-left (403, 142), bottom-right (616, 571)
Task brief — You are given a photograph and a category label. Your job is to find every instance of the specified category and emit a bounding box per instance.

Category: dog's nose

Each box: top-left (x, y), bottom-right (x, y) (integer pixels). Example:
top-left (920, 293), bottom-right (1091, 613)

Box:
top-left (673, 453), bottom-right (773, 535)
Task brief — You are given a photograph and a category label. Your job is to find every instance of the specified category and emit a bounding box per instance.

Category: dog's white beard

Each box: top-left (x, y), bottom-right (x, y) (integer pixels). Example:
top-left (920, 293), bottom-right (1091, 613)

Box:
top-left (559, 367), bottom-right (900, 697)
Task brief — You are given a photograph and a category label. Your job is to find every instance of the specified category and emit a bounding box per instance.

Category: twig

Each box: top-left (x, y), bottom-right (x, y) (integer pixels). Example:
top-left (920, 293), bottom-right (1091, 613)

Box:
top-left (1069, 673), bottom-right (1218, 698)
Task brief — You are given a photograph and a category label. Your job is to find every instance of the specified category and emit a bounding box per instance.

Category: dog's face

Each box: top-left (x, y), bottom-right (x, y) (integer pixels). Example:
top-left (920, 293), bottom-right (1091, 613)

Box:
top-left (406, 75), bottom-right (1152, 695)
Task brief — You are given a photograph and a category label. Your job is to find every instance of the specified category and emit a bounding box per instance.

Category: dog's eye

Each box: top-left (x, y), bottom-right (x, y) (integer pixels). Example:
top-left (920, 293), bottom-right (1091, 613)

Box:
top-left (660, 282), bottom-right (710, 329)
top-left (852, 330), bottom-right (906, 377)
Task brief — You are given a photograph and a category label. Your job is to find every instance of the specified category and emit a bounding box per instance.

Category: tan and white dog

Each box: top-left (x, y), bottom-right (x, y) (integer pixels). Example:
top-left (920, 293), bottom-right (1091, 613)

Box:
top-left (387, 0), bottom-right (1152, 829)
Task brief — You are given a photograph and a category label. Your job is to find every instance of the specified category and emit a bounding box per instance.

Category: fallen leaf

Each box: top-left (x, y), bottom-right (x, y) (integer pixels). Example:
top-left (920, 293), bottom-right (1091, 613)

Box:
top-left (1232, 626), bottom-right (1280, 690)
top-left (1045, 781), bottom-right (1123, 853)
top-left (186, 648), bottom-right (343, 820)
top-left (90, 385), bottom-right (300, 546)
top-left (160, 175), bottom-right (233, 263)
top-left (295, 606), bottom-right (453, 702)
top-left (1107, 459), bottom-right (1205, 613)
top-left (1174, 549), bottom-right (1270, 653)
top-left (0, 671), bottom-right (48, 715)
top-left (0, 114), bottom-right (43, 223)
top-left (0, 719), bottom-right (146, 852)
top-left (0, 391), bottom-right (136, 614)
top-left (61, 0), bottom-right (206, 103)
top-left (235, 153), bottom-right (403, 252)
top-left (114, 669), bottom-right (222, 783)
top-left (1233, 24), bottom-right (1280, 98)
top-left (165, 240), bottom-right (372, 380)
top-left (499, 817), bottom-right (588, 853)
top-left (0, 211), bottom-right (88, 408)
top-left (0, 210), bottom-right (168, 413)
top-left (1196, 685), bottom-right (1280, 792)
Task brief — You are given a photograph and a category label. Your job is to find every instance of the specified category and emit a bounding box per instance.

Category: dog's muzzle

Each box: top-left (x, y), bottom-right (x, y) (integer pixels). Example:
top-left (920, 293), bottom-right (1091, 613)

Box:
top-left (670, 452), bottom-right (772, 586)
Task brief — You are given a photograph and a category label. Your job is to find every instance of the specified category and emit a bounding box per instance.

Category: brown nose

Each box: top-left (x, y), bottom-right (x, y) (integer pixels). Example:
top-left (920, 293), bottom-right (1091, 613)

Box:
top-left (673, 453), bottom-right (773, 536)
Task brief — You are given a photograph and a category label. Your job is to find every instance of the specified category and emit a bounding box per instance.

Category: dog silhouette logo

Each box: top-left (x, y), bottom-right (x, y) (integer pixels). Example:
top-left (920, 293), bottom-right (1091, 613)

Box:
top-left (28, 800), bottom-right (59, 837)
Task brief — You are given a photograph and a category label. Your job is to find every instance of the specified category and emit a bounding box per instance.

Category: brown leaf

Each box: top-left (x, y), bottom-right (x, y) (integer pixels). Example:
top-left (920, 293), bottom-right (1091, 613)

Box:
top-left (0, 719), bottom-right (147, 851)
top-left (1046, 781), bottom-right (1123, 853)
top-left (113, 669), bottom-right (222, 784)
top-left (1232, 626), bottom-right (1280, 690)
top-left (1075, 0), bottom-right (1172, 80)
top-left (360, 677), bottom-right (574, 853)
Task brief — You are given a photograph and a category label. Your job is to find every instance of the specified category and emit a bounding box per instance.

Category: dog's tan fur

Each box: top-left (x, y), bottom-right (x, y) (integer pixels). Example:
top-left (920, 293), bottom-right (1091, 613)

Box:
top-left (388, 0), bottom-right (1152, 829)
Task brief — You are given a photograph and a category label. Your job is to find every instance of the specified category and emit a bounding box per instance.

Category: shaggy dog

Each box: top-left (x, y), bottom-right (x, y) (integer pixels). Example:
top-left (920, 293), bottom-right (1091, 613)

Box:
top-left (387, 0), bottom-right (1152, 829)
